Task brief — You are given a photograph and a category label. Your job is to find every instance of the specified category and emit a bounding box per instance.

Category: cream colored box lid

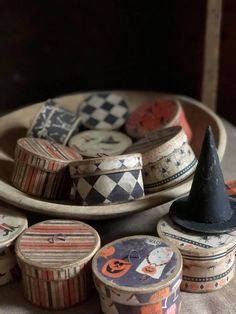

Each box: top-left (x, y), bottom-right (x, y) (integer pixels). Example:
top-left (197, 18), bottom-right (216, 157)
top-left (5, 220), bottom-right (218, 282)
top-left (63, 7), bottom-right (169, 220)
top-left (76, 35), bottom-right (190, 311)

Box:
top-left (0, 205), bottom-right (28, 248)
top-left (157, 215), bottom-right (236, 257)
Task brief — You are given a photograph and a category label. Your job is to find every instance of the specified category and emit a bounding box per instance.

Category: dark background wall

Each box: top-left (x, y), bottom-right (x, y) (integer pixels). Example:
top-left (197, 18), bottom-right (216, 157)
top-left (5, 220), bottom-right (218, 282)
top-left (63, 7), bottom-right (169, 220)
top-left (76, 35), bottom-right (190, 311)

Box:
top-left (0, 1), bottom-right (235, 125)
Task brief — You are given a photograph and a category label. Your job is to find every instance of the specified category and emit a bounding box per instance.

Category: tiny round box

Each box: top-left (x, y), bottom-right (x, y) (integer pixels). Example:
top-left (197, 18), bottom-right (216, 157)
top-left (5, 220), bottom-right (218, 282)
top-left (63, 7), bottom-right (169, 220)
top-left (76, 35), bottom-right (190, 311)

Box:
top-left (157, 215), bottom-right (236, 293)
top-left (126, 126), bottom-right (197, 193)
top-left (69, 153), bottom-right (144, 205)
top-left (68, 130), bottom-right (132, 158)
top-left (92, 235), bottom-right (182, 314)
top-left (15, 220), bottom-right (101, 309)
top-left (78, 93), bottom-right (129, 130)
top-left (125, 98), bottom-right (192, 141)
top-left (11, 137), bottom-right (83, 199)
top-left (27, 99), bottom-right (81, 145)
top-left (0, 205), bottom-right (27, 286)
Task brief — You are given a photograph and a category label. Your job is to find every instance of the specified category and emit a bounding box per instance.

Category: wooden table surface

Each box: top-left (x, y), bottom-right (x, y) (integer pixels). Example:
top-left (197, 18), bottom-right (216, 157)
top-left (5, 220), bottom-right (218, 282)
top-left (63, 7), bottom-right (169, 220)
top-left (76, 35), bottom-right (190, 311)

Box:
top-left (0, 119), bottom-right (235, 314)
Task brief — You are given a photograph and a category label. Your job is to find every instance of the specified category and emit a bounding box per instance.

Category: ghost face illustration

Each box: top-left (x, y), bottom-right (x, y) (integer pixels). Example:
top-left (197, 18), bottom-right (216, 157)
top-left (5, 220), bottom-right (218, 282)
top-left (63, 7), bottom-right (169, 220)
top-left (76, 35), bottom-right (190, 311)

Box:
top-left (136, 246), bottom-right (173, 280)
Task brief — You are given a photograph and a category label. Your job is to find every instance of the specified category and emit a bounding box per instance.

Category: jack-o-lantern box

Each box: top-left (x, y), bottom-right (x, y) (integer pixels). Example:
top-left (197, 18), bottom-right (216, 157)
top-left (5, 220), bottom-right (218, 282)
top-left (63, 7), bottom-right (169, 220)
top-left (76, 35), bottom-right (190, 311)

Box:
top-left (157, 215), bottom-right (236, 293)
top-left (92, 235), bottom-right (182, 314)
top-left (15, 220), bottom-right (100, 309)
top-left (0, 204), bottom-right (28, 286)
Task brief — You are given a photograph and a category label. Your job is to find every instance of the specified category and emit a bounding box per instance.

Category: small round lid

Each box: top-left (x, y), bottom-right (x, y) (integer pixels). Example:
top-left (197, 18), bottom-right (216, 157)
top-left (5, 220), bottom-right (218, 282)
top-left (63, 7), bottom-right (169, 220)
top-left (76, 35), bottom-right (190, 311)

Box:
top-left (157, 215), bottom-right (236, 255)
top-left (0, 205), bottom-right (28, 248)
top-left (16, 138), bottom-right (82, 164)
top-left (68, 130), bottom-right (132, 157)
top-left (16, 220), bottom-right (100, 270)
top-left (125, 98), bottom-right (180, 138)
top-left (78, 93), bottom-right (129, 130)
top-left (92, 235), bottom-right (182, 294)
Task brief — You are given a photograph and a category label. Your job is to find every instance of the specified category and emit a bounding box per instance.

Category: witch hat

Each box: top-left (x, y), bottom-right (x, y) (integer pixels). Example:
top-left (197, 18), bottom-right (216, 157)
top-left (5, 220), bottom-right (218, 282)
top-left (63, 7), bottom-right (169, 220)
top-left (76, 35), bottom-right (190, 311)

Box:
top-left (169, 126), bottom-right (236, 233)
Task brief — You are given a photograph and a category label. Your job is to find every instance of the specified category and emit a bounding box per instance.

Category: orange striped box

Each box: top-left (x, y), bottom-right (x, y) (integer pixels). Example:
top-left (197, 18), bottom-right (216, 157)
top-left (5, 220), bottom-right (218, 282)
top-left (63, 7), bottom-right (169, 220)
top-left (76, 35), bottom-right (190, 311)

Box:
top-left (15, 220), bottom-right (101, 309)
top-left (0, 205), bottom-right (28, 286)
top-left (11, 138), bottom-right (82, 199)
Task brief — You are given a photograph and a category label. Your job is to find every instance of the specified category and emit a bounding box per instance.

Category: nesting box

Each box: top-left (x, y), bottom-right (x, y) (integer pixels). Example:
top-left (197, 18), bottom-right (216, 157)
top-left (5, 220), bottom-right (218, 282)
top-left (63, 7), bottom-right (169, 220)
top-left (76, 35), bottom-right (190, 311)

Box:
top-left (15, 220), bottom-right (101, 309)
top-left (70, 153), bottom-right (144, 205)
top-left (126, 126), bottom-right (197, 193)
top-left (11, 138), bottom-right (82, 199)
top-left (157, 215), bottom-right (236, 292)
top-left (27, 99), bottom-right (81, 145)
top-left (92, 235), bottom-right (182, 314)
top-left (0, 205), bottom-right (27, 286)
top-left (125, 98), bottom-right (192, 141)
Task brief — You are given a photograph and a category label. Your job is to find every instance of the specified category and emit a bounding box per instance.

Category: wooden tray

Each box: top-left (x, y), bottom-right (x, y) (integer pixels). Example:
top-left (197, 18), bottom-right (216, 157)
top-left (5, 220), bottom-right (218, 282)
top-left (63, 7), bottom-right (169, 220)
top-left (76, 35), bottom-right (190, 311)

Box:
top-left (0, 91), bottom-right (226, 219)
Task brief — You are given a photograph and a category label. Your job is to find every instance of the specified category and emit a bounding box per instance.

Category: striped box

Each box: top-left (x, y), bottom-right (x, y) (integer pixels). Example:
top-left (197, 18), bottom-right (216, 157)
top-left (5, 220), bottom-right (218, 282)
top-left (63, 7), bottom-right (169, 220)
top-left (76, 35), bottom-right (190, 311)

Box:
top-left (69, 153), bottom-right (144, 205)
top-left (126, 126), bottom-right (197, 193)
top-left (92, 235), bottom-right (182, 314)
top-left (15, 220), bottom-right (100, 309)
top-left (0, 205), bottom-right (28, 286)
top-left (11, 138), bottom-right (82, 199)
top-left (157, 215), bottom-right (236, 292)
top-left (125, 98), bottom-right (192, 142)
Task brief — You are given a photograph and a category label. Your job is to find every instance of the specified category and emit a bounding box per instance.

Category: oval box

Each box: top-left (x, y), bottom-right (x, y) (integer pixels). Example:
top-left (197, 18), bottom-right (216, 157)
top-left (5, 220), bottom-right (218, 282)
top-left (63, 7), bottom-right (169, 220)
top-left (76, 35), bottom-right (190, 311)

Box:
top-left (125, 98), bottom-right (192, 141)
top-left (69, 153), bottom-right (144, 205)
top-left (126, 127), bottom-right (197, 193)
top-left (0, 205), bottom-right (27, 286)
top-left (92, 235), bottom-right (182, 314)
top-left (11, 138), bottom-right (82, 199)
top-left (27, 99), bottom-right (81, 145)
top-left (15, 220), bottom-right (101, 309)
top-left (157, 215), bottom-right (236, 293)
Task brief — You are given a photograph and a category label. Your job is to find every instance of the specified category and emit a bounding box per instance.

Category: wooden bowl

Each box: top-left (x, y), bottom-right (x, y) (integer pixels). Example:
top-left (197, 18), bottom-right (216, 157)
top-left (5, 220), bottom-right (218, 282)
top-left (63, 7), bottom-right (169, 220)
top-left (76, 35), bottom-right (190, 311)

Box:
top-left (0, 91), bottom-right (227, 219)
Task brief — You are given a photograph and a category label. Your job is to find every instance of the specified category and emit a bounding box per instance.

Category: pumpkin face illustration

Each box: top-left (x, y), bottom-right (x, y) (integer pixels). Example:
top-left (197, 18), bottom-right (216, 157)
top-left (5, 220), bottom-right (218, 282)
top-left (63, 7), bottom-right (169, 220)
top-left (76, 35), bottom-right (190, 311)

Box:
top-left (102, 258), bottom-right (131, 278)
top-left (100, 245), bottom-right (115, 258)
top-left (142, 264), bottom-right (157, 275)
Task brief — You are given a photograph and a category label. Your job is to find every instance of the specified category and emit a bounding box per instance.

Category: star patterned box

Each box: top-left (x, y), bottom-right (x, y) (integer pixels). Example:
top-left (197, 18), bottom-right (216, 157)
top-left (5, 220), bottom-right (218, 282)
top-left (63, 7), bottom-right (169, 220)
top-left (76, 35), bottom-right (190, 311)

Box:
top-left (69, 153), bottom-right (144, 205)
top-left (0, 205), bottom-right (27, 286)
top-left (27, 99), bottom-right (81, 145)
top-left (92, 235), bottom-right (182, 314)
top-left (15, 220), bottom-right (101, 309)
top-left (157, 215), bottom-right (236, 292)
top-left (126, 126), bottom-right (197, 193)
top-left (11, 137), bottom-right (82, 199)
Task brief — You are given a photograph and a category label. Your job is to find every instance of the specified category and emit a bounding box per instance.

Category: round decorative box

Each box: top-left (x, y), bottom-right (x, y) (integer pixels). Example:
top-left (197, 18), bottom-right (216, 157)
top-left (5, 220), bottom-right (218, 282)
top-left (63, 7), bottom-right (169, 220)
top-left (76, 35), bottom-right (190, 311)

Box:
top-left (125, 97), bottom-right (192, 141)
top-left (11, 137), bottom-right (83, 200)
top-left (69, 153), bottom-right (144, 205)
top-left (78, 93), bottom-right (129, 130)
top-left (126, 126), bottom-right (197, 193)
top-left (0, 205), bottom-right (28, 286)
top-left (68, 130), bottom-right (132, 158)
top-left (27, 99), bottom-right (81, 145)
top-left (157, 215), bottom-right (236, 293)
top-left (92, 235), bottom-right (182, 314)
top-left (15, 220), bottom-right (101, 309)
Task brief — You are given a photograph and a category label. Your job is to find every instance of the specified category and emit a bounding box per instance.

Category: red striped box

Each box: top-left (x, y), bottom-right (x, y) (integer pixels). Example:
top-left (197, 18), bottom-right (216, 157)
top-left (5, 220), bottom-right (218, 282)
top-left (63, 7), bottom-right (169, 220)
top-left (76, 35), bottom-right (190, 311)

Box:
top-left (15, 220), bottom-right (101, 309)
top-left (11, 138), bottom-right (82, 199)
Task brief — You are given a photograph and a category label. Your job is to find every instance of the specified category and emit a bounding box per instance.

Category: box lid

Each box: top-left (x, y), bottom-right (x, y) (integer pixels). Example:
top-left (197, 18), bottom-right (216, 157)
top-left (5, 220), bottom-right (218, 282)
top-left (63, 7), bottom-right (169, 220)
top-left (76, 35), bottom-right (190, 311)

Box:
top-left (157, 215), bottom-right (236, 258)
top-left (92, 235), bottom-right (182, 297)
top-left (15, 220), bottom-right (100, 277)
top-left (0, 205), bottom-right (28, 249)
top-left (78, 93), bottom-right (129, 130)
top-left (68, 130), bottom-right (132, 158)
top-left (125, 98), bottom-right (180, 139)
top-left (15, 138), bottom-right (82, 172)
top-left (70, 153), bottom-right (142, 177)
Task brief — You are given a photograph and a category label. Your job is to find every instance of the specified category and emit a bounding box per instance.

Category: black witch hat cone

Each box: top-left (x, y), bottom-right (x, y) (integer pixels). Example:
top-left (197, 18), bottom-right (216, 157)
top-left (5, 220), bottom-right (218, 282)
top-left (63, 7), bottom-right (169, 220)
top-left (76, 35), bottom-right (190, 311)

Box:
top-left (169, 126), bottom-right (236, 233)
